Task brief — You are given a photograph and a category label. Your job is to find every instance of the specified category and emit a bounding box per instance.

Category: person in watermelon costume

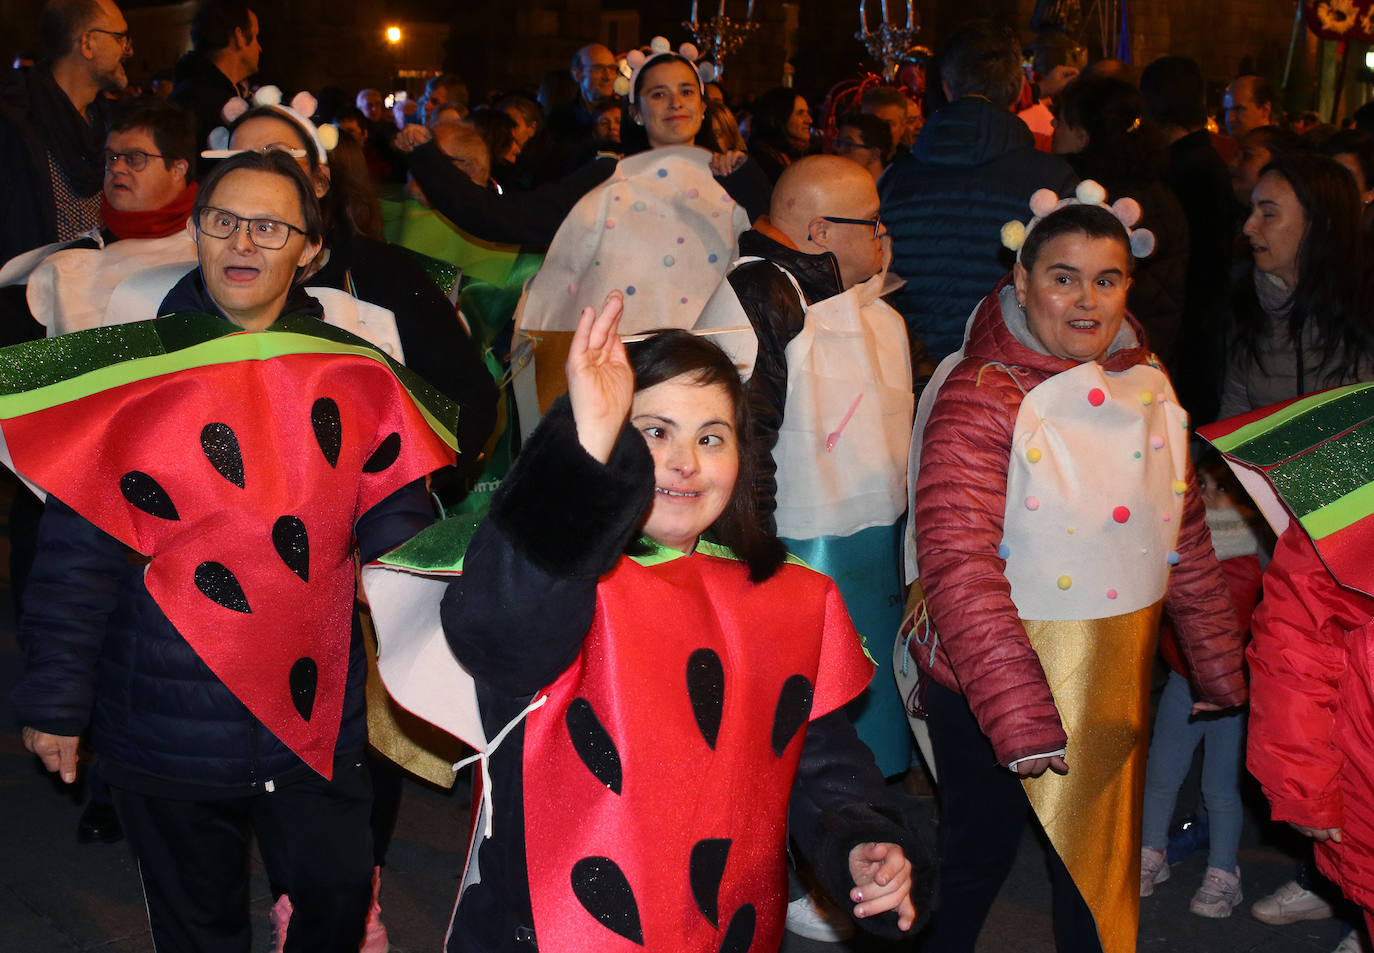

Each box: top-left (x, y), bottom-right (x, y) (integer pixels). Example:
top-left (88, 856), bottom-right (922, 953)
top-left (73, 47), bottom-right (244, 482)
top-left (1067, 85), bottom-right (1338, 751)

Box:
top-left (9, 150), bottom-right (459, 953)
top-left (437, 292), bottom-right (934, 953)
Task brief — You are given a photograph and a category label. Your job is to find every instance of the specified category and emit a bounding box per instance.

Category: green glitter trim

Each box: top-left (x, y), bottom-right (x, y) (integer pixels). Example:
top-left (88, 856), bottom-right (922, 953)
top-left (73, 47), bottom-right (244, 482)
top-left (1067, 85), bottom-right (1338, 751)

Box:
top-left (0, 314), bottom-right (459, 450)
top-left (374, 516), bottom-right (480, 572)
top-left (1300, 480), bottom-right (1374, 540)
top-left (1215, 383), bottom-right (1374, 463)
top-left (1267, 421), bottom-right (1374, 519)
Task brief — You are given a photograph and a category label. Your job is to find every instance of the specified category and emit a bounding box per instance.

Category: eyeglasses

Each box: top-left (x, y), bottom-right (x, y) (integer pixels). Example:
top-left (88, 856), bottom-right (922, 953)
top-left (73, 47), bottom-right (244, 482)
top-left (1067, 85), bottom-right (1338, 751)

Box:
top-left (87, 27), bottom-right (132, 49)
top-left (104, 149), bottom-right (164, 172)
top-left (584, 63), bottom-right (619, 75)
top-left (833, 138), bottom-right (875, 154)
top-left (196, 206), bottom-right (307, 250)
top-left (821, 215), bottom-right (884, 238)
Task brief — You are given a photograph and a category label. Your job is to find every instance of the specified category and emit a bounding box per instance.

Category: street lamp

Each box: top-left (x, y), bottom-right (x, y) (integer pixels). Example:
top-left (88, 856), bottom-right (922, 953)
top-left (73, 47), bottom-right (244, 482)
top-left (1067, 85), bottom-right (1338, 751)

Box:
top-left (386, 26), bottom-right (402, 44)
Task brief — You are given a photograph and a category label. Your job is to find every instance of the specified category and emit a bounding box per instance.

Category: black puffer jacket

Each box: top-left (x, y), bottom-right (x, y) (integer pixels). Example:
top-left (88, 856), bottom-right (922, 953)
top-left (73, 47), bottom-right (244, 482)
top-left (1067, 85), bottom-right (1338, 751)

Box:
top-left (880, 96), bottom-right (1077, 361)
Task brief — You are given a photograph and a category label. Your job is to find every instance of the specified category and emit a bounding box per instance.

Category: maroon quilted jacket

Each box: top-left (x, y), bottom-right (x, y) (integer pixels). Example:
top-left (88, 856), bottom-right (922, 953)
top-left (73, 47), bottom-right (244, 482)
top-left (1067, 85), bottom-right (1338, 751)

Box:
top-left (912, 276), bottom-right (1248, 766)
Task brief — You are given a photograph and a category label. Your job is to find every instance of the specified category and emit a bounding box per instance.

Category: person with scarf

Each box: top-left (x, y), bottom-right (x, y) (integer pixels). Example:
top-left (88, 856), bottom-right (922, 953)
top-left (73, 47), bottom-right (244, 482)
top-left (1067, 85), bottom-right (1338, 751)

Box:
top-left (100, 100), bottom-right (198, 241)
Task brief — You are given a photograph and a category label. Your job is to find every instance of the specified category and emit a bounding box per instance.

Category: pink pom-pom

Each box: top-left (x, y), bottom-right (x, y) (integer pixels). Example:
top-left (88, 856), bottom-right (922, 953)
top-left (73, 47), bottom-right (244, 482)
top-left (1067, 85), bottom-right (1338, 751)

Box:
top-left (680, 42), bottom-right (699, 61)
top-left (1111, 197), bottom-right (1142, 227)
top-left (220, 97), bottom-right (249, 123)
top-left (291, 91), bottom-right (318, 119)
top-left (1029, 188), bottom-right (1059, 218)
top-left (626, 49), bottom-right (647, 69)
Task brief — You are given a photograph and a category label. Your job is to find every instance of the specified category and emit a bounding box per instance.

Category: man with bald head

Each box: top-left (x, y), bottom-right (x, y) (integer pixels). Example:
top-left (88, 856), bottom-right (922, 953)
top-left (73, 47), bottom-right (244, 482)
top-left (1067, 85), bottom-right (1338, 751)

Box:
top-left (549, 42), bottom-right (621, 150)
top-left (728, 157), bottom-right (918, 939)
top-left (1223, 74), bottom-right (1275, 139)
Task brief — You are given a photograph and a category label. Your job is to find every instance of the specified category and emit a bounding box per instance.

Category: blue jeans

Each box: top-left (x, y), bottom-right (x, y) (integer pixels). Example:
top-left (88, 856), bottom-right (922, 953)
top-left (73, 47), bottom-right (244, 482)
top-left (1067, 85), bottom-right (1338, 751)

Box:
top-left (1140, 669), bottom-right (1246, 871)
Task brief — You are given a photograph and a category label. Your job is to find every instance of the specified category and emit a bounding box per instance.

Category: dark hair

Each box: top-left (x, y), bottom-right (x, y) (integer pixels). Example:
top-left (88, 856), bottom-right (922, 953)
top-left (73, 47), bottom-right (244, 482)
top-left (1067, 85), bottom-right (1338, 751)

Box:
top-left (325, 131), bottom-right (383, 239)
top-left (194, 149), bottom-right (323, 243)
top-left (1139, 56), bottom-right (1206, 130)
top-left (1030, 30), bottom-right (1084, 77)
top-left (839, 111), bottom-right (893, 162)
top-left (1020, 203), bottom-right (1133, 274)
top-left (860, 85), bottom-right (908, 114)
top-left (1056, 75), bottom-right (1166, 184)
top-left (190, 0), bottom-right (253, 54)
top-left (936, 20), bottom-right (1024, 111)
top-left (38, 0), bottom-right (101, 62)
top-left (749, 86), bottom-right (809, 155)
top-left (625, 329), bottom-right (787, 583)
top-left (1238, 74), bottom-right (1276, 110)
top-left (110, 100), bottom-right (197, 174)
top-left (1322, 129), bottom-right (1374, 192)
top-left (707, 101), bottom-right (746, 153)
top-left (424, 73), bottom-right (469, 110)
top-left (1236, 151), bottom-right (1374, 383)
top-left (495, 92), bottom-right (542, 133)
top-left (1245, 124), bottom-right (1305, 158)
top-left (632, 53), bottom-right (699, 104)
top-left (466, 106), bottom-right (517, 165)
top-left (1354, 101), bottom-right (1374, 136)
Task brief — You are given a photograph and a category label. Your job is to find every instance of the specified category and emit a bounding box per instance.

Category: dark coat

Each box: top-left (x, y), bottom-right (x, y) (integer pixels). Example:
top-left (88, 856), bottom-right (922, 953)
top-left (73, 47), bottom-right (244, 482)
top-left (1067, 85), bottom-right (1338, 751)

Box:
top-left (879, 96), bottom-right (1077, 361)
top-left (169, 52), bottom-right (238, 154)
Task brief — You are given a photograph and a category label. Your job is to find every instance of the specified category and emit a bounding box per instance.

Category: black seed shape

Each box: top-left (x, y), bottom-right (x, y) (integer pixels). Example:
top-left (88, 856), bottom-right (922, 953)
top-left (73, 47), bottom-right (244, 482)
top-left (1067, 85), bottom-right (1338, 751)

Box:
top-left (120, 471), bottom-right (179, 521)
top-left (194, 561), bottom-right (250, 613)
top-left (770, 675), bottom-right (814, 757)
top-left (289, 657), bottom-right (318, 721)
top-left (686, 649), bottom-right (725, 750)
top-left (570, 856), bottom-right (643, 945)
top-left (200, 422), bottom-right (244, 488)
top-left (565, 698), bottom-right (622, 794)
top-left (272, 515), bottom-right (310, 582)
top-left (689, 839), bottom-right (731, 927)
top-left (312, 397), bottom-right (342, 467)
top-left (362, 432), bottom-right (401, 473)
top-left (717, 904), bottom-right (755, 953)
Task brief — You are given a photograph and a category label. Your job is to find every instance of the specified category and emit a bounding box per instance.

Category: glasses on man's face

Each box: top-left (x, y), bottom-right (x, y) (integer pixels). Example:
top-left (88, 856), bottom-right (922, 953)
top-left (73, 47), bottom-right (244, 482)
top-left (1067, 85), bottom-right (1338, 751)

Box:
top-left (87, 27), bottom-right (132, 50)
top-left (833, 138), bottom-right (873, 154)
top-left (821, 215), bottom-right (884, 239)
top-left (104, 149), bottom-right (163, 172)
top-left (584, 63), bottom-right (618, 76)
top-left (196, 206), bottom-right (306, 250)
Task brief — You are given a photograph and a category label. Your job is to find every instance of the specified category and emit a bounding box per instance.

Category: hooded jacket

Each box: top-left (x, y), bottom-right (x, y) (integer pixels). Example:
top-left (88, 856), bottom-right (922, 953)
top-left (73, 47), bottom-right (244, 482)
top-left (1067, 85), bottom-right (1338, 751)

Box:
top-left (912, 276), bottom-right (1247, 765)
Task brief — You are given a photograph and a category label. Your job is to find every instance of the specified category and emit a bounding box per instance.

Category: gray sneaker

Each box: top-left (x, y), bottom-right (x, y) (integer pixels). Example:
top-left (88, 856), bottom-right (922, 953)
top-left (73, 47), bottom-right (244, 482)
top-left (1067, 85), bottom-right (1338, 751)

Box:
top-left (1140, 847), bottom-right (1170, 897)
top-left (1189, 866), bottom-right (1242, 918)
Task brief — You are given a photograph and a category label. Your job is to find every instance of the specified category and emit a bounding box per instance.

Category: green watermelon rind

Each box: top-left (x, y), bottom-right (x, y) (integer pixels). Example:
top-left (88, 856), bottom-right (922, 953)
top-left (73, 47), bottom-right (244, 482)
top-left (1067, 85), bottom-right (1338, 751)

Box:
top-left (0, 314), bottom-right (460, 451)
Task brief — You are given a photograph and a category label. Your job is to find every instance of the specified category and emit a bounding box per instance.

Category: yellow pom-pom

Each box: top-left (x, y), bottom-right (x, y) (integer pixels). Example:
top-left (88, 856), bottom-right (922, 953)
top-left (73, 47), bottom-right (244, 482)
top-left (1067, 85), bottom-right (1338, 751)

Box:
top-left (1026, 447), bottom-right (1042, 463)
top-left (1172, 480), bottom-right (1188, 496)
top-left (1001, 220), bottom-right (1027, 252)
top-left (1057, 575), bottom-right (1073, 590)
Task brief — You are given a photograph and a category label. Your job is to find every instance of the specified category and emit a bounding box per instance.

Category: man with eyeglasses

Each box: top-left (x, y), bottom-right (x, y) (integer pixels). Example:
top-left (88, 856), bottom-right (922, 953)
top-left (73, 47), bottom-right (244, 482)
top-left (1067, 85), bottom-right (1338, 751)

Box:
top-left (102, 100), bottom-right (198, 238)
top-left (1, 0), bottom-right (131, 344)
top-left (719, 152), bottom-right (924, 941)
top-left (548, 42), bottom-right (621, 150)
top-left (13, 149), bottom-right (455, 953)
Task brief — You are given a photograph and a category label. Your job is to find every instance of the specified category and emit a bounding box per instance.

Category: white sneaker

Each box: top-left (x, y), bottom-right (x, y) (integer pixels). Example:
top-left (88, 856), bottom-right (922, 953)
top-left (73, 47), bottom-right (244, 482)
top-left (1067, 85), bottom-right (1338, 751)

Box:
top-left (1333, 929), bottom-right (1373, 953)
top-left (1140, 847), bottom-right (1170, 897)
top-left (784, 892), bottom-right (855, 942)
top-left (1189, 866), bottom-right (1242, 918)
top-left (1250, 879), bottom-right (1335, 925)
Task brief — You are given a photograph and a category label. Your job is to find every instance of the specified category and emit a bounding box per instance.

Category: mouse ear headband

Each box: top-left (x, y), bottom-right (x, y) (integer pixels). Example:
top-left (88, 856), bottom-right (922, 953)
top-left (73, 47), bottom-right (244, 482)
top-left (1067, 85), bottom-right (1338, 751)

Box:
top-left (614, 36), bottom-right (716, 103)
top-left (1000, 180), bottom-right (1156, 261)
top-left (203, 86), bottom-right (339, 164)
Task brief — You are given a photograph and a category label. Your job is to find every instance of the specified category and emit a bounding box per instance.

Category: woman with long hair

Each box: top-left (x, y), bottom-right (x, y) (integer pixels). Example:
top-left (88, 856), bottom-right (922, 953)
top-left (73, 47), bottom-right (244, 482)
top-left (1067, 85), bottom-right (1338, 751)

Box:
top-left (1219, 151), bottom-right (1374, 418)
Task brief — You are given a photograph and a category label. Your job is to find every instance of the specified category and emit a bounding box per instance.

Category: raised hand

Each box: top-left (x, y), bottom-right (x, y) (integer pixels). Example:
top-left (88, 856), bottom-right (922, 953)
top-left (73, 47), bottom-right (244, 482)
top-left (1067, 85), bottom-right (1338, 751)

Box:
top-left (566, 291), bottom-right (633, 463)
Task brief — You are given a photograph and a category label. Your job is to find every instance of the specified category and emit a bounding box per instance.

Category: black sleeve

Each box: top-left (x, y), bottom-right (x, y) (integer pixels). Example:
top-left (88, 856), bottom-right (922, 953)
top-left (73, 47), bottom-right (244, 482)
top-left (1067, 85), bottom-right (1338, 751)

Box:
top-left (716, 156), bottom-right (772, 223)
top-left (788, 709), bottom-right (938, 938)
top-left (11, 496), bottom-right (127, 736)
top-left (730, 261), bottom-right (807, 534)
top-left (408, 141), bottom-right (616, 246)
top-left (346, 239), bottom-right (499, 462)
top-left (440, 397), bottom-right (655, 696)
top-left (355, 478), bottom-right (436, 565)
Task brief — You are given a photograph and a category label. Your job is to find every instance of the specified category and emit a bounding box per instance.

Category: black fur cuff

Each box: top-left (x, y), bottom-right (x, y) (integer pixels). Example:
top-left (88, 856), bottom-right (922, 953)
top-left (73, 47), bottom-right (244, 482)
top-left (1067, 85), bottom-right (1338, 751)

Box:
top-left (487, 396), bottom-right (654, 579)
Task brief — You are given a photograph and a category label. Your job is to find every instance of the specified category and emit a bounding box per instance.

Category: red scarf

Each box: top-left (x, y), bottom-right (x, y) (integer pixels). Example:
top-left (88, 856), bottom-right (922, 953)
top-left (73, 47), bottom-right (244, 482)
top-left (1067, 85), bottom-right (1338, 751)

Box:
top-left (101, 183), bottom-right (199, 240)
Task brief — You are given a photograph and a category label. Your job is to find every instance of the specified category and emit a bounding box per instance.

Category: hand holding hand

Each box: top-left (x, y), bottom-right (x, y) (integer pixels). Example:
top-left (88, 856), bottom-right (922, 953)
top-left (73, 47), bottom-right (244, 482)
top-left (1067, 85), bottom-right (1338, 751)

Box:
top-left (1190, 700), bottom-right (1224, 715)
top-left (1014, 754), bottom-right (1069, 778)
top-left (709, 150), bottom-right (748, 176)
top-left (394, 124), bottom-right (432, 153)
top-left (848, 842), bottom-right (917, 930)
top-left (566, 291), bottom-right (633, 463)
top-left (23, 727), bottom-right (80, 783)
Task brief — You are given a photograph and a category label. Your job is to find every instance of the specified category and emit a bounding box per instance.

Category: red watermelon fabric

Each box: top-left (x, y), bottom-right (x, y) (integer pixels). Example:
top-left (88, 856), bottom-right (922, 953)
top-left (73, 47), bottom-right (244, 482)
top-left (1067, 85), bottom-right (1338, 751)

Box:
top-left (0, 316), bottom-right (458, 777)
top-left (523, 541), bottom-right (874, 953)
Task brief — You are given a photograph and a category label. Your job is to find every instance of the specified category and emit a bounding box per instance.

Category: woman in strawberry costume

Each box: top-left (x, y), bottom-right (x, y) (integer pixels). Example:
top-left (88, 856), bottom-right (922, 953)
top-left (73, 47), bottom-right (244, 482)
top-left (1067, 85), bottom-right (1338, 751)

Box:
top-left (439, 293), bottom-right (934, 952)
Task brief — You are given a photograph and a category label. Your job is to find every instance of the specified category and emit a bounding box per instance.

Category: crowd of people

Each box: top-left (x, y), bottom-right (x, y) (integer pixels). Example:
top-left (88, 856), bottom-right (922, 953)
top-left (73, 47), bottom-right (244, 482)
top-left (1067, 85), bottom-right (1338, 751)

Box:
top-left (5, 0), bottom-right (1374, 952)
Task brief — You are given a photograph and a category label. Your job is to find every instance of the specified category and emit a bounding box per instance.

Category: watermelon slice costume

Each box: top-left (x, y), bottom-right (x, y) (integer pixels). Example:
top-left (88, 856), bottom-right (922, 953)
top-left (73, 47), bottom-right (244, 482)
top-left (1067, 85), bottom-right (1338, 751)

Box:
top-left (0, 312), bottom-right (459, 778)
top-left (384, 398), bottom-right (930, 953)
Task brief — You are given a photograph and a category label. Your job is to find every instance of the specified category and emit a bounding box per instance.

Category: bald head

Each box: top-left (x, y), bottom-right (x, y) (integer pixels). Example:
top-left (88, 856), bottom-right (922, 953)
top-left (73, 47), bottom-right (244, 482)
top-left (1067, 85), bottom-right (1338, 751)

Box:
top-left (771, 155), bottom-right (885, 289)
top-left (433, 121), bottom-right (490, 186)
top-left (572, 43), bottom-right (617, 106)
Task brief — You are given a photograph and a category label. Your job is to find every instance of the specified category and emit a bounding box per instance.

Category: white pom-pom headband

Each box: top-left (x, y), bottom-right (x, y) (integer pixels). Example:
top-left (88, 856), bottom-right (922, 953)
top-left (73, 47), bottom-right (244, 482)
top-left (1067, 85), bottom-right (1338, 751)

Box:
top-left (613, 36), bottom-right (716, 103)
top-left (202, 86), bottom-right (339, 165)
top-left (1001, 180), bottom-right (1156, 262)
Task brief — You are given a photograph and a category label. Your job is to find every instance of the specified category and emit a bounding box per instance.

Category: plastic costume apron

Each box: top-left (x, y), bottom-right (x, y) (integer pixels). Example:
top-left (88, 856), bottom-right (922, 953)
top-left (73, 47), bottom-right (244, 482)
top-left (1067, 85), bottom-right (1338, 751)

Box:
top-left (999, 358), bottom-right (1189, 953)
top-left (752, 258), bottom-right (915, 776)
